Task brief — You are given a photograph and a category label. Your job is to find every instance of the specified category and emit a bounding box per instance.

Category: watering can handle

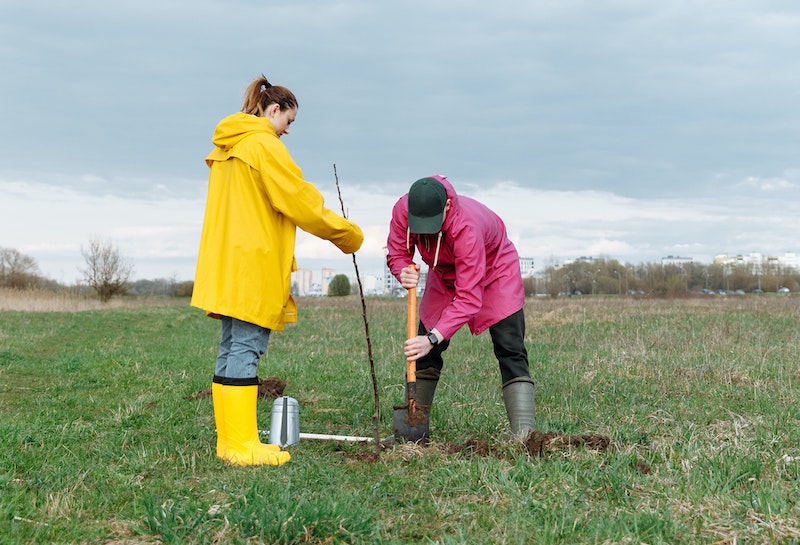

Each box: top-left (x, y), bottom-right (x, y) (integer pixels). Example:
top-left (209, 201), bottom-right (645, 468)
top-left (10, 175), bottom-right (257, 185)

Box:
top-left (280, 396), bottom-right (288, 446)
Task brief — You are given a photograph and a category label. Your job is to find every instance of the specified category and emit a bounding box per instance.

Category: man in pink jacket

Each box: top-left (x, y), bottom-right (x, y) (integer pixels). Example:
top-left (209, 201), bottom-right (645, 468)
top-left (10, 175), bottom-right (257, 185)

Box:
top-left (386, 175), bottom-right (535, 440)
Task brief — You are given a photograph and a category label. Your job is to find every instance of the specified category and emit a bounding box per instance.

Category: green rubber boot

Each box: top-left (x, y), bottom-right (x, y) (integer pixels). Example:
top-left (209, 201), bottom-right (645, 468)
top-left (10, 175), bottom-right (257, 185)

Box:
top-left (502, 377), bottom-right (536, 440)
top-left (415, 379), bottom-right (438, 409)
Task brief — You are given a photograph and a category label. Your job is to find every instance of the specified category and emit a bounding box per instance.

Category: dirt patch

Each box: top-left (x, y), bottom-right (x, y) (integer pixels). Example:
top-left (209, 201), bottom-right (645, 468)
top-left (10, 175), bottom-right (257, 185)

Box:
top-left (185, 389), bottom-right (211, 401)
top-left (437, 432), bottom-right (613, 458)
top-left (341, 432), bottom-right (615, 463)
top-left (343, 451), bottom-right (381, 463)
top-left (257, 377), bottom-right (286, 400)
top-left (523, 431), bottom-right (614, 457)
top-left (441, 438), bottom-right (492, 457)
top-left (186, 376), bottom-right (287, 401)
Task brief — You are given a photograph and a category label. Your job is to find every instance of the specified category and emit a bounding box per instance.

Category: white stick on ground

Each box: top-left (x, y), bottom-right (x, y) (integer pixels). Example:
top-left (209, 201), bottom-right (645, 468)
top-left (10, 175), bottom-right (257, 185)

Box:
top-left (259, 430), bottom-right (374, 442)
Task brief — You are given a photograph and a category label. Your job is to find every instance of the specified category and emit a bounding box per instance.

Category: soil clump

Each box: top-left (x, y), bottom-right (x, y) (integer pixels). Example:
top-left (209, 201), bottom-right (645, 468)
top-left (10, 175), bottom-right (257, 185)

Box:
top-left (257, 377), bottom-right (287, 400)
top-left (523, 430), bottom-right (614, 457)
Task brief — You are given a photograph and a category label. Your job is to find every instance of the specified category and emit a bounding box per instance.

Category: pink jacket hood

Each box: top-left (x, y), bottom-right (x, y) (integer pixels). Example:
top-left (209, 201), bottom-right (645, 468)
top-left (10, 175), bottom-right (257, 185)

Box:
top-left (386, 175), bottom-right (524, 339)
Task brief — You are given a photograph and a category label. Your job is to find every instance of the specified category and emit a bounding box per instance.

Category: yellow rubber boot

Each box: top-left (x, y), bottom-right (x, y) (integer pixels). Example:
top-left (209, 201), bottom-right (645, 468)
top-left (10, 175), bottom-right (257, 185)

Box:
top-left (211, 380), bottom-right (226, 458)
top-left (212, 378), bottom-right (280, 457)
top-left (220, 383), bottom-right (290, 466)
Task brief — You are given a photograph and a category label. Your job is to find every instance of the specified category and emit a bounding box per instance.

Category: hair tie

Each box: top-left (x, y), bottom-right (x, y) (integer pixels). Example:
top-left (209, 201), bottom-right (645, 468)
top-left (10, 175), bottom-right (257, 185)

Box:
top-left (261, 82), bottom-right (272, 92)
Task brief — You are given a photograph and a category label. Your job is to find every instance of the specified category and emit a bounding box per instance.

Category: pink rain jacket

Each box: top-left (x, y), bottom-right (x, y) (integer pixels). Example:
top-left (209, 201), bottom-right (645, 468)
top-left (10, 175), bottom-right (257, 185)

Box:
top-left (386, 175), bottom-right (524, 340)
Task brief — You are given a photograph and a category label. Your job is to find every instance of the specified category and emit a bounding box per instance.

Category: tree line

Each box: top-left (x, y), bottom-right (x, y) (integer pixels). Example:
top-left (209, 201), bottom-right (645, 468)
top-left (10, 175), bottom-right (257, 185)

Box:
top-left (5, 244), bottom-right (800, 302)
top-left (528, 258), bottom-right (800, 297)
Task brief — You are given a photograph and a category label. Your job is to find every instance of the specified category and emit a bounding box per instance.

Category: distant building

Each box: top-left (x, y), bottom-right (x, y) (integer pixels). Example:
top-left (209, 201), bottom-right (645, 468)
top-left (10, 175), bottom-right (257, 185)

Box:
top-left (661, 255), bottom-right (693, 266)
top-left (359, 274), bottom-right (384, 295)
top-left (293, 268), bottom-right (313, 295)
top-left (767, 253), bottom-right (800, 271)
top-left (563, 256), bottom-right (596, 265)
top-left (321, 268), bottom-right (336, 294)
top-left (715, 252), bottom-right (800, 272)
top-left (382, 259), bottom-right (428, 296)
top-left (383, 260), bottom-right (399, 295)
top-left (519, 257), bottom-right (535, 277)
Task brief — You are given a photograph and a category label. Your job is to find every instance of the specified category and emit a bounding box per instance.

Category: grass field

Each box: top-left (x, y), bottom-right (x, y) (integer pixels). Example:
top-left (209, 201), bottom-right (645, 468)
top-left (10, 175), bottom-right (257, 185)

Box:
top-left (2, 291), bottom-right (800, 544)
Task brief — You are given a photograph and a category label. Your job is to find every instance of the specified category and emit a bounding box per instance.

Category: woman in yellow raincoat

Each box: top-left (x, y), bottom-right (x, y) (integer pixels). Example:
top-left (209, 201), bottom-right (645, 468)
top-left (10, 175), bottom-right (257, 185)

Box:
top-left (191, 74), bottom-right (363, 467)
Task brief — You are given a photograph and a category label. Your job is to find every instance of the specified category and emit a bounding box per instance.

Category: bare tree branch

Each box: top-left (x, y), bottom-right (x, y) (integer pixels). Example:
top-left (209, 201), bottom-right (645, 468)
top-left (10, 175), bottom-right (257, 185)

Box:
top-left (79, 240), bottom-right (133, 302)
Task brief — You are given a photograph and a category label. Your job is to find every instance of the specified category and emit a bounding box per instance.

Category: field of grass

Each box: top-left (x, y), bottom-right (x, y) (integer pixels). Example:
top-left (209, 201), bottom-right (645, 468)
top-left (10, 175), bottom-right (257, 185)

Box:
top-left (2, 292), bottom-right (800, 544)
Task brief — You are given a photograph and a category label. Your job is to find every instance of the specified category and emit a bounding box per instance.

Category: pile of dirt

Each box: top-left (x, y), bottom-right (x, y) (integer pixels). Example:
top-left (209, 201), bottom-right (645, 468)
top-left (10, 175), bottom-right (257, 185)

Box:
top-left (523, 430), bottom-right (614, 457)
top-left (257, 377), bottom-right (286, 400)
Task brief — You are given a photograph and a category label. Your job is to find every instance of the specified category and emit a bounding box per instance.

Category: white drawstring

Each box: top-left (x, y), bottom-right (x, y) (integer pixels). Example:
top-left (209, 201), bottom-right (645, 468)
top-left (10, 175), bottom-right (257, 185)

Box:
top-left (407, 227), bottom-right (442, 270)
top-left (432, 231), bottom-right (442, 270)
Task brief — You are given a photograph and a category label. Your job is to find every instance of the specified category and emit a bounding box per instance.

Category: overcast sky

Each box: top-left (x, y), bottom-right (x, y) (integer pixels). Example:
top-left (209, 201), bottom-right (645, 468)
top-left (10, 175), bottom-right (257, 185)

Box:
top-left (2, 1), bottom-right (799, 284)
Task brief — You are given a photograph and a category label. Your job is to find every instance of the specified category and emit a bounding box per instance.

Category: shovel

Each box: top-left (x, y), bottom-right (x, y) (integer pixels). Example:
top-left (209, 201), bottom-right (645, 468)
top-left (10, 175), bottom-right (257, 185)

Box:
top-left (392, 282), bottom-right (431, 444)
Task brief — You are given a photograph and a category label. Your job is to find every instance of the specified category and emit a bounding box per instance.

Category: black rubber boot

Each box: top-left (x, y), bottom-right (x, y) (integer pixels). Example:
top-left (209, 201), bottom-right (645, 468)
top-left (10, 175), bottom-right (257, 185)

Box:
top-left (502, 377), bottom-right (535, 440)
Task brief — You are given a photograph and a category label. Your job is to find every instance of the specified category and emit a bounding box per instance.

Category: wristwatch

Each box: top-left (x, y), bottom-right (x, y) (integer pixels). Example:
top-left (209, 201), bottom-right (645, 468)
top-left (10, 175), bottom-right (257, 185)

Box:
top-left (426, 331), bottom-right (439, 346)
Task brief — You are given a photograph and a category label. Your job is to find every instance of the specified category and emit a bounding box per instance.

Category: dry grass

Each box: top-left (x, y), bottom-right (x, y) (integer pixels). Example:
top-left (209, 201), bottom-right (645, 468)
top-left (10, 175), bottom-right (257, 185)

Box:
top-left (0, 287), bottom-right (185, 312)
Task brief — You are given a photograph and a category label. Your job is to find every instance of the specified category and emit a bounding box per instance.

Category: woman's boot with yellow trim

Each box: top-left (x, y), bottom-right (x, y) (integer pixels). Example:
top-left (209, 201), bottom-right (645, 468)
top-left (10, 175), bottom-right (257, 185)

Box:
top-left (211, 378), bottom-right (227, 458)
top-left (212, 376), bottom-right (281, 458)
top-left (216, 377), bottom-right (289, 466)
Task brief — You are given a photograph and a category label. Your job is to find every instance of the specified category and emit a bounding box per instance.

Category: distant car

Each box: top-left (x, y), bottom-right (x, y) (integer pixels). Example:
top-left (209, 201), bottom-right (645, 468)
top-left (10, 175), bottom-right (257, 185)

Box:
top-left (752, 288), bottom-right (764, 294)
top-left (778, 287), bottom-right (790, 294)
top-left (734, 289), bottom-right (745, 295)
top-left (700, 288), bottom-right (715, 295)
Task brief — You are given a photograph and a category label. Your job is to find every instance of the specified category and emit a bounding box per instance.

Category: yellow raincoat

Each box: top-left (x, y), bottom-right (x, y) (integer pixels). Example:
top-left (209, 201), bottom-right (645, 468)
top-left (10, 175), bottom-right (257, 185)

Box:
top-left (191, 112), bottom-right (363, 330)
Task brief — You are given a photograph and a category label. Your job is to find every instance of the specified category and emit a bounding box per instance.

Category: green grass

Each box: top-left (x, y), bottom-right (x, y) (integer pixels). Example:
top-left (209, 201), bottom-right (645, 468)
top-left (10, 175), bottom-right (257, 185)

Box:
top-left (2, 295), bottom-right (800, 543)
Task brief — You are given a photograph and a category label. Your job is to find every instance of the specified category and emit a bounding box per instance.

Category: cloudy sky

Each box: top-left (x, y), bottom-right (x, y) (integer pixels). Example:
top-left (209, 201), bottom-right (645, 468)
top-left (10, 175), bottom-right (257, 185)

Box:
top-left (2, 1), bottom-right (799, 284)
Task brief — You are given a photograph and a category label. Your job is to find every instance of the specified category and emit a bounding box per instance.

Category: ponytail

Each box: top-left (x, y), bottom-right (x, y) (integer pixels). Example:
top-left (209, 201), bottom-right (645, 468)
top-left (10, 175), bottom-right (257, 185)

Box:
top-left (241, 74), bottom-right (298, 116)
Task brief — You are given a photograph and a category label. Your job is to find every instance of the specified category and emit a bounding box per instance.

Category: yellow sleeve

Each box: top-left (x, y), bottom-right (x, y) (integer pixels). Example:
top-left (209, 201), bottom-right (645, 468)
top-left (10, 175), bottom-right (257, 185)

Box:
top-left (257, 139), bottom-right (364, 254)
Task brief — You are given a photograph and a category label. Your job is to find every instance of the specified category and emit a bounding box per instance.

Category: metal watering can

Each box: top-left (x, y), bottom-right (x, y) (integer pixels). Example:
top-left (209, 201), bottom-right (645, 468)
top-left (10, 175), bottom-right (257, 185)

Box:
top-left (268, 396), bottom-right (300, 448)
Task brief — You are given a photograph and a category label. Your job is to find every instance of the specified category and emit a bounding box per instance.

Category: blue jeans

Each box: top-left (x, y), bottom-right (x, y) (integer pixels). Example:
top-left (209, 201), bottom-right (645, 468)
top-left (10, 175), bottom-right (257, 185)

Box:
top-left (215, 316), bottom-right (271, 379)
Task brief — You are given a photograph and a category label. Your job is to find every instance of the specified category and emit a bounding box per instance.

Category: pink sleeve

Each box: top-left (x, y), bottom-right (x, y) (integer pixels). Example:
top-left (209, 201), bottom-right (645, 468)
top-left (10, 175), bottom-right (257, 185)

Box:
top-left (386, 197), bottom-right (414, 279)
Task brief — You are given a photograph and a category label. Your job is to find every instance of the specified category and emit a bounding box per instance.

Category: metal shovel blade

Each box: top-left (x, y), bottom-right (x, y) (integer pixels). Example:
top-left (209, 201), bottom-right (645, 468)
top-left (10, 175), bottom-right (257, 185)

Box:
top-left (392, 400), bottom-right (430, 444)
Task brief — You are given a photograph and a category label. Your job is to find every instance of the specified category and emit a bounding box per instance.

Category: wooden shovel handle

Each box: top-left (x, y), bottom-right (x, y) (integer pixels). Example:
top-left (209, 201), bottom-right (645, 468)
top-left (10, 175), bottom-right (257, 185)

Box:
top-left (406, 266), bottom-right (418, 383)
top-left (407, 286), bottom-right (417, 341)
